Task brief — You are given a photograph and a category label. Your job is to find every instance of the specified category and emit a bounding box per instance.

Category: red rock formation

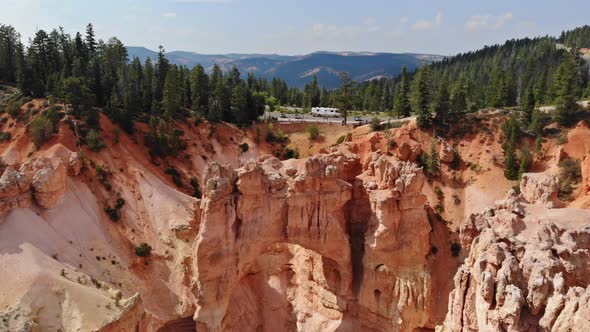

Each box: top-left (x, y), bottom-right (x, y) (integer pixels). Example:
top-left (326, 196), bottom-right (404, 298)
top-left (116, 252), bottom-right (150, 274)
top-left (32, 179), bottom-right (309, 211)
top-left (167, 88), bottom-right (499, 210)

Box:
top-left (438, 183), bottom-right (590, 331)
top-left (191, 148), bottom-right (447, 331)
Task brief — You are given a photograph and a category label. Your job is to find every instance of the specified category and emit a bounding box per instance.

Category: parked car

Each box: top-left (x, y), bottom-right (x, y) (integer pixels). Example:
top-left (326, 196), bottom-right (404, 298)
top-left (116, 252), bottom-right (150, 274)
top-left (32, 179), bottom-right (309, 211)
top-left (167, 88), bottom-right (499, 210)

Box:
top-left (280, 113), bottom-right (287, 118)
top-left (354, 116), bottom-right (362, 121)
top-left (294, 114), bottom-right (302, 119)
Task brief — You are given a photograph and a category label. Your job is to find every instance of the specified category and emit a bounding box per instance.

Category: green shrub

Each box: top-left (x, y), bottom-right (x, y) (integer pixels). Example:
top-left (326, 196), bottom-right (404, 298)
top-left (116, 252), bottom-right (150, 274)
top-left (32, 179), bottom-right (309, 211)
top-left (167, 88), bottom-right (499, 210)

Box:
top-left (165, 167), bottom-right (183, 187)
top-left (104, 197), bottom-right (125, 222)
top-left (0, 132), bottom-right (11, 141)
top-left (190, 177), bottom-right (202, 198)
top-left (451, 242), bottom-right (461, 257)
top-left (86, 129), bottom-right (105, 152)
top-left (265, 130), bottom-right (275, 142)
top-left (558, 158), bottom-right (582, 201)
top-left (135, 243), bottom-right (152, 257)
top-left (370, 117), bottom-right (381, 131)
top-left (112, 128), bottom-right (120, 144)
top-left (430, 245), bottom-right (438, 255)
top-left (450, 148), bottom-right (462, 170)
top-left (283, 148), bottom-right (299, 159)
top-left (239, 142), bottom-right (249, 153)
top-left (306, 125), bottom-right (320, 141)
top-left (95, 164), bottom-right (112, 189)
top-left (29, 117), bottom-right (54, 147)
top-left (43, 106), bottom-right (60, 126)
top-left (434, 203), bottom-right (444, 214)
top-left (434, 186), bottom-right (443, 199)
top-left (104, 205), bottom-right (121, 221)
top-left (336, 135), bottom-right (345, 144)
top-left (6, 101), bottom-right (21, 118)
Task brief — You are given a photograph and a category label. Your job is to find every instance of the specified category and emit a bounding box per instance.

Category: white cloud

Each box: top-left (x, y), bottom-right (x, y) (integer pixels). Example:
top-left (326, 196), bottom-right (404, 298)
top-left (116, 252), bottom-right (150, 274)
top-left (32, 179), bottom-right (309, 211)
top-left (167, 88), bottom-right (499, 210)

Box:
top-left (494, 12), bottom-right (513, 28)
top-left (411, 19), bottom-right (433, 30)
top-left (435, 11), bottom-right (443, 25)
top-left (364, 17), bottom-right (376, 26)
top-left (411, 11), bottom-right (443, 31)
top-left (163, 12), bottom-right (177, 18)
top-left (465, 12), bottom-right (513, 32)
top-left (363, 17), bottom-right (380, 32)
top-left (312, 23), bottom-right (329, 34)
top-left (311, 23), bottom-right (359, 37)
top-left (399, 17), bottom-right (409, 25)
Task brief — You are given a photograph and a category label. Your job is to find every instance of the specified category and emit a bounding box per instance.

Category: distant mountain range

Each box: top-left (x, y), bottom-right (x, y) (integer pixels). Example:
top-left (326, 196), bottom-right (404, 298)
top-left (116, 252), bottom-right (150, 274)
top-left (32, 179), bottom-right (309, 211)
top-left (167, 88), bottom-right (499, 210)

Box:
top-left (127, 47), bottom-right (443, 89)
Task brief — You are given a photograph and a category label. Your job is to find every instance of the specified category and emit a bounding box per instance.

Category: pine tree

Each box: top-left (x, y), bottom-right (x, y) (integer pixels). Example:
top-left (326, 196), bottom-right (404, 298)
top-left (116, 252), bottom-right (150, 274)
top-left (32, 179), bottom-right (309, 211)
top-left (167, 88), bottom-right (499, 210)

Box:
top-left (521, 84), bottom-right (535, 124)
top-left (433, 75), bottom-right (450, 124)
top-left (142, 58), bottom-right (154, 111)
top-left (190, 64), bottom-right (209, 117)
top-left (153, 45), bottom-right (169, 108)
top-left (424, 139), bottom-right (440, 177)
top-left (413, 65), bottom-right (432, 128)
top-left (231, 83), bottom-right (248, 124)
top-left (554, 52), bottom-right (579, 125)
top-left (518, 142), bottom-right (532, 179)
top-left (162, 66), bottom-right (181, 119)
top-left (208, 66), bottom-right (227, 123)
top-left (504, 138), bottom-right (519, 180)
top-left (395, 65), bottom-right (411, 117)
top-left (528, 109), bottom-right (546, 136)
top-left (336, 72), bottom-right (354, 125)
top-left (320, 87), bottom-right (330, 107)
top-left (85, 23), bottom-right (97, 56)
top-left (450, 78), bottom-right (467, 112)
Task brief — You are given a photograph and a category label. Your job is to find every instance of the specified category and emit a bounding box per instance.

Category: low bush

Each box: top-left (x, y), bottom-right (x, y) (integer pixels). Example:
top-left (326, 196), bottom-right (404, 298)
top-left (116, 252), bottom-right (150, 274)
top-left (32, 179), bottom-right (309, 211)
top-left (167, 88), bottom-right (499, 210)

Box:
top-left (86, 129), bottom-right (105, 152)
top-left (370, 117), bottom-right (381, 131)
top-left (558, 158), bottom-right (581, 201)
top-left (239, 142), bottom-right (249, 153)
top-left (283, 148), bottom-right (299, 159)
top-left (190, 177), bottom-right (202, 198)
top-left (104, 197), bottom-right (125, 222)
top-left (29, 117), bottom-right (54, 147)
top-left (306, 125), bottom-right (320, 141)
top-left (434, 186), bottom-right (443, 199)
top-left (135, 243), bottom-right (152, 257)
top-left (451, 242), bottom-right (461, 257)
top-left (165, 167), bottom-right (183, 187)
top-left (336, 135), bottom-right (345, 144)
top-left (6, 101), bottom-right (20, 118)
top-left (95, 164), bottom-right (112, 190)
top-left (430, 245), bottom-right (438, 255)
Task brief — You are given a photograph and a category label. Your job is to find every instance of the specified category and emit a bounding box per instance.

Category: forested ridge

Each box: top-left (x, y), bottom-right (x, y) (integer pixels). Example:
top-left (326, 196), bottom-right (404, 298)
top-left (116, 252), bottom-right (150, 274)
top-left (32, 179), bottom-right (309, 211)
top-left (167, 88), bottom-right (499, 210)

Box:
top-left (1, 23), bottom-right (590, 154)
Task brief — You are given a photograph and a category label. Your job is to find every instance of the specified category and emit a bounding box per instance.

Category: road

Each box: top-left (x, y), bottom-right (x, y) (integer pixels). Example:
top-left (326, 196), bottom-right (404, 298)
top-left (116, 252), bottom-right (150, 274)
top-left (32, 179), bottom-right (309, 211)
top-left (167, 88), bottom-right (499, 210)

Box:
top-left (262, 111), bottom-right (398, 125)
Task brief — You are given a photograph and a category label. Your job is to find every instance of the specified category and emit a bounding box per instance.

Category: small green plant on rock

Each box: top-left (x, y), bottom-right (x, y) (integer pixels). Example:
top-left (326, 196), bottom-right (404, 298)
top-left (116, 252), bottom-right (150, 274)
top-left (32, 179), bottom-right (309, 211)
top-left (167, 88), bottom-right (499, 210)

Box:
top-left (135, 243), bottom-right (152, 257)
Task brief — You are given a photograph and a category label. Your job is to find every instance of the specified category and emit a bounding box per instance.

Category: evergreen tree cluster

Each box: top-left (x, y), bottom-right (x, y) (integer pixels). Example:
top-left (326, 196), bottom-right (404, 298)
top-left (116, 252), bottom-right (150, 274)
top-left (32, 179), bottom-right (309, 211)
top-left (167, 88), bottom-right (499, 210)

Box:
top-left (0, 23), bottom-right (275, 131)
top-left (426, 36), bottom-right (589, 114)
top-left (559, 25), bottom-right (590, 48)
top-left (1, 23), bottom-right (589, 135)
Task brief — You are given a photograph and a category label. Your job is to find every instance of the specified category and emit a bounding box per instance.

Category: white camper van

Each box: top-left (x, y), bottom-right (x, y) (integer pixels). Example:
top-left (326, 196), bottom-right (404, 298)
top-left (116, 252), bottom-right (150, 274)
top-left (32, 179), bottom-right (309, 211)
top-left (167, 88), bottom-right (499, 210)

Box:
top-left (311, 107), bottom-right (342, 118)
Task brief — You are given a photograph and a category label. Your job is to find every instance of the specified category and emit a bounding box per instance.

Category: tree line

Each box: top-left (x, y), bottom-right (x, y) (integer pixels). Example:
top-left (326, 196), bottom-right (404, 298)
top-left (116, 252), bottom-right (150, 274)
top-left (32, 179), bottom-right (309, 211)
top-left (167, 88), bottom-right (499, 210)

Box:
top-left (287, 26), bottom-right (590, 124)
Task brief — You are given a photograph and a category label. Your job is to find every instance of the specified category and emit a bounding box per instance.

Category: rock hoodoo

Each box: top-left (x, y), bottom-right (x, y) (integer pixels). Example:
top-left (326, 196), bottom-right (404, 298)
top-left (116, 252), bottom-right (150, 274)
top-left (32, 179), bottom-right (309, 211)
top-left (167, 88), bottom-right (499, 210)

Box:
top-left (438, 178), bottom-right (590, 331)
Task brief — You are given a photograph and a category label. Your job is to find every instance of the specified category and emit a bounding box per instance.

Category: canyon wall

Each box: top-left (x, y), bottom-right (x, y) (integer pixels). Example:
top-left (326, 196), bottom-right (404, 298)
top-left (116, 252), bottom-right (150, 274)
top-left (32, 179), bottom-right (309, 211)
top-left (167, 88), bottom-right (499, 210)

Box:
top-left (192, 147), bottom-right (453, 331)
top-left (438, 173), bottom-right (590, 331)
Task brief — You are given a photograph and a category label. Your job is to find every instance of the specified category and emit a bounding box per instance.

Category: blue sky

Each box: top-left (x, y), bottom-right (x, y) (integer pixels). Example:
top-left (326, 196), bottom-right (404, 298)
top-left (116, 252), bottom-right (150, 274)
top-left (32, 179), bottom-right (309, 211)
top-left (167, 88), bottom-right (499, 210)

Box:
top-left (1, 0), bottom-right (589, 55)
